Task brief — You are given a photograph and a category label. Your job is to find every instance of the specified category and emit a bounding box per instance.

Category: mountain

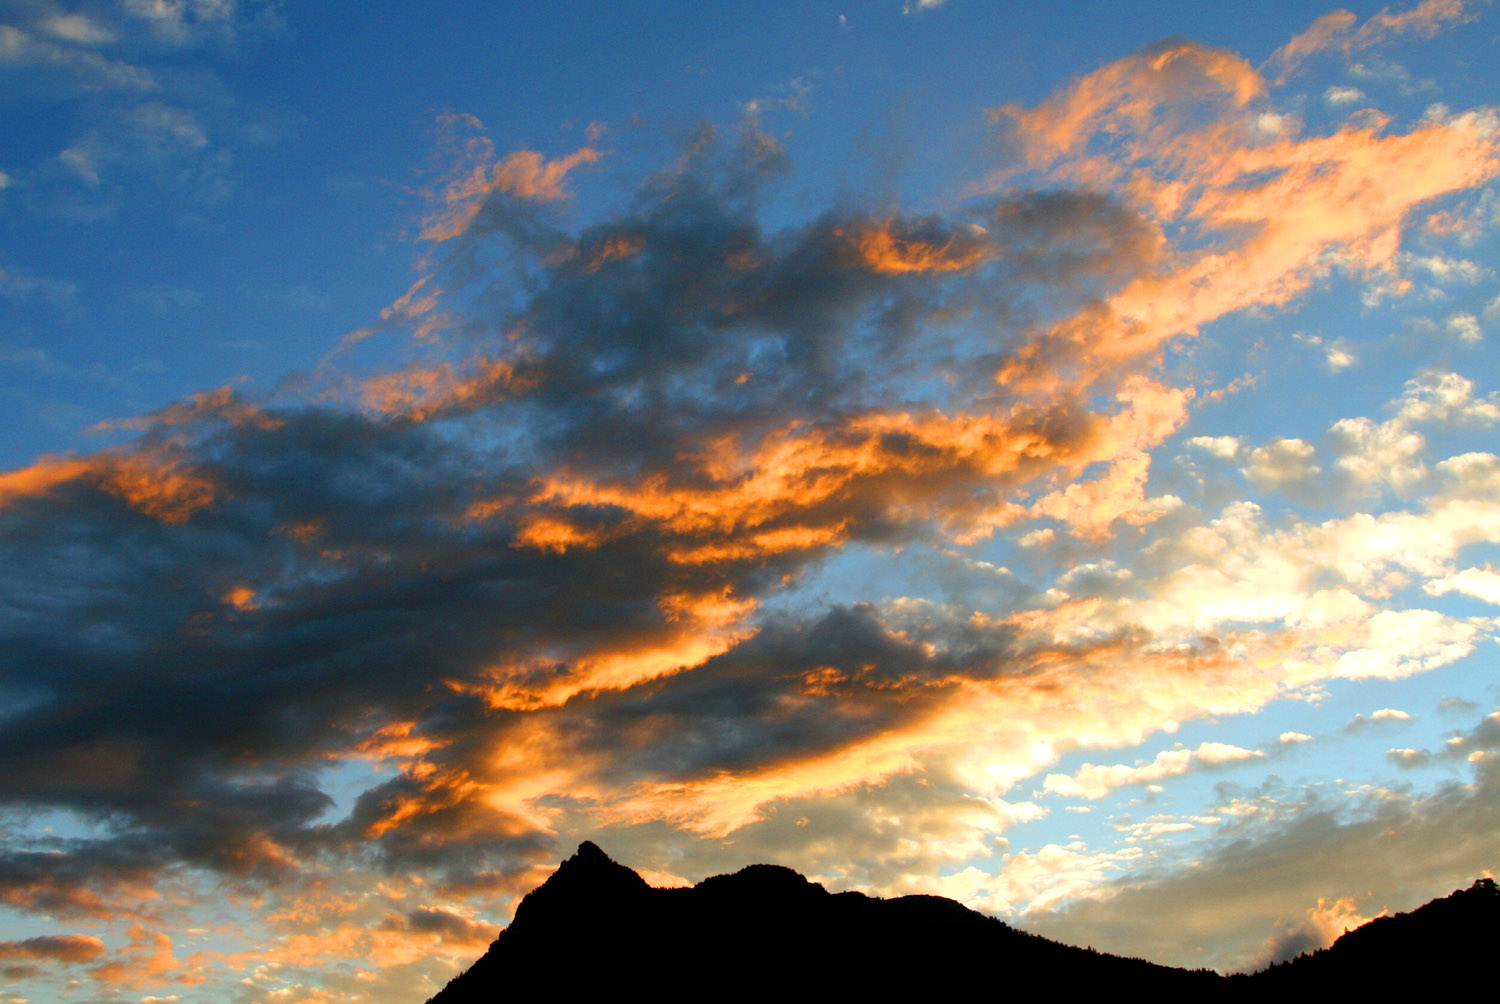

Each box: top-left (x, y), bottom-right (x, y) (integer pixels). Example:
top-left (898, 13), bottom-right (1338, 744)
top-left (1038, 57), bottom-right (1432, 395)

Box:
top-left (426, 843), bottom-right (1498, 999)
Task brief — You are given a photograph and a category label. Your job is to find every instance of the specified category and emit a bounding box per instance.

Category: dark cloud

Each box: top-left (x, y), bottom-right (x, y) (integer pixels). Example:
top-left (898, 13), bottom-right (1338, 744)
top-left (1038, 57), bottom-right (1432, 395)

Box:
top-left (0, 118), bottom-right (1176, 911)
top-left (398, 906), bottom-right (498, 945)
top-left (0, 933), bottom-right (106, 963)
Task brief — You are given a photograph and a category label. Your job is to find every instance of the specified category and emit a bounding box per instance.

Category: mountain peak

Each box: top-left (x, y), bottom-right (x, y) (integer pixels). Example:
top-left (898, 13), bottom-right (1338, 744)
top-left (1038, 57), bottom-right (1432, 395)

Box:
top-left (510, 839), bottom-right (650, 926)
top-left (563, 840), bottom-right (612, 867)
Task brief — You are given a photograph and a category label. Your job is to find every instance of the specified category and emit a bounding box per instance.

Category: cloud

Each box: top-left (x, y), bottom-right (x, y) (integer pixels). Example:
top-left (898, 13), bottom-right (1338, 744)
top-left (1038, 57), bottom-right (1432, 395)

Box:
top-left (1232, 371), bottom-right (1500, 503)
top-left (1384, 708), bottom-right (1500, 767)
top-left (0, 934), bottom-right (106, 963)
top-left (1042, 743), bottom-right (1265, 800)
top-left (419, 114), bottom-right (601, 242)
top-left (0, 22), bottom-right (155, 95)
top-left (1446, 312), bottom-right (1483, 344)
top-left (1347, 708), bottom-right (1413, 732)
top-left (122, 0), bottom-right (280, 45)
top-left (1188, 435), bottom-right (1241, 459)
top-left (2, 0), bottom-right (288, 221)
top-left (1244, 438), bottom-right (1321, 496)
top-left (1424, 566), bottom-right (1500, 604)
top-left (1267, 0), bottom-right (1476, 83)
top-left (987, 39), bottom-right (1500, 399)
top-left (1324, 84), bottom-right (1366, 106)
top-left (1246, 895), bottom-right (1379, 969)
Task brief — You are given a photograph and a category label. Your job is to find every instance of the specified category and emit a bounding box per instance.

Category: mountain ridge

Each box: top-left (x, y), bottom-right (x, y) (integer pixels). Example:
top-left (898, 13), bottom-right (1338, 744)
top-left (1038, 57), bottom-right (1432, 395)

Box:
top-left (427, 843), bottom-right (1497, 999)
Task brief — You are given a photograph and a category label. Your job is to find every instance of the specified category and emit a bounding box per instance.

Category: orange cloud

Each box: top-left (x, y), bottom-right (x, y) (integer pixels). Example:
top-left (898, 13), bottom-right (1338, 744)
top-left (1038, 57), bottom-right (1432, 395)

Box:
top-left (0, 454), bottom-right (94, 509)
top-left (991, 40), bottom-right (1264, 171)
top-left (850, 218), bottom-right (992, 274)
top-left (582, 232), bottom-right (646, 272)
top-left (0, 449), bottom-right (216, 523)
top-left (421, 120), bottom-right (600, 243)
top-left (90, 926), bottom-right (183, 989)
top-left (996, 74), bottom-right (1500, 391)
top-left (1268, 0), bottom-right (1475, 83)
top-left (456, 588), bottom-right (759, 711)
top-left (354, 355), bottom-right (529, 420)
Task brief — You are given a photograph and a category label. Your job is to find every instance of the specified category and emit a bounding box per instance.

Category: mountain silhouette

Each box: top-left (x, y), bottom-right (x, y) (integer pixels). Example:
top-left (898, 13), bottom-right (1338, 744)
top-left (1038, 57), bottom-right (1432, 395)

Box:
top-left (426, 843), bottom-right (1498, 999)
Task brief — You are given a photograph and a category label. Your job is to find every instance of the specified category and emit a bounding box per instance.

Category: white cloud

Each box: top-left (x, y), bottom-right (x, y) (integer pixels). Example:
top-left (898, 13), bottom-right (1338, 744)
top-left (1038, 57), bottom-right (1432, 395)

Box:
top-left (1393, 371), bottom-right (1500, 427)
top-left (1348, 707), bottom-right (1413, 731)
top-left (1404, 253), bottom-right (1492, 286)
top-left (1243, 438), bottom-right (1320, 494)
top-left (1324, 85), bottom-right (1366, 105)
top-left (0, 23), bottom-right (154, 92)
top-left (40, 13), bottom-right (117, 46)
top-left (1484, 292), bottom-right (1500, 323)
top-left (1188, 435), bottom-right (1241, 459)
top-left (124, 0), bottom-right (239, 44)
top-left (1329, 415), bottom-right (1426, 494)
top-left (1424, 567), bottom-right (1500, 605)
top-left (1446, 313), bottom-right (1483, 344)
top-left (1043, 742), bottom-right (1264, 801)
top-left (1325, 340), bottom-right (1357, 371)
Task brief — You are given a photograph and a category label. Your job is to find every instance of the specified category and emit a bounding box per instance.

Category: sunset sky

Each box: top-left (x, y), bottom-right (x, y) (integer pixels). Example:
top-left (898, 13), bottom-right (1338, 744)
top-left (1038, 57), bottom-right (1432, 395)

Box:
top-left (3, 1), bottom-right (1500, 1001)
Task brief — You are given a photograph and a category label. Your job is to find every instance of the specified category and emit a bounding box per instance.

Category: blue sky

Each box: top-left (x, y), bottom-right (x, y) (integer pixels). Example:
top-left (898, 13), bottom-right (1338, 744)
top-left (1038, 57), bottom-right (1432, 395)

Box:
top-left (2, 2), bottom-right (1499, 1001)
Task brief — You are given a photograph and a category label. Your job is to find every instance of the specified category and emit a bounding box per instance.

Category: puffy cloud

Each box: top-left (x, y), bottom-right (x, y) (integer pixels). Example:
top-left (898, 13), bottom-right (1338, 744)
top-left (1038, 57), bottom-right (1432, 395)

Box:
top-left (1347, 708), bottom-right (1413, 732)
top-left (1042, 743), bottom-right (1264, 801)
top-left (1446, 312), bottom-right (1483, 343)
top-left (1188, 435), bottom-right (1241, 459)
top-left (1246, 896), bottom-right (1379, 969)
top-left (1244, 438), bottom-right (1321, 495)
top-left (1324, 84), bottom-right (1366, 106)
top-left (1424, 567), bottom-right (1500, 604)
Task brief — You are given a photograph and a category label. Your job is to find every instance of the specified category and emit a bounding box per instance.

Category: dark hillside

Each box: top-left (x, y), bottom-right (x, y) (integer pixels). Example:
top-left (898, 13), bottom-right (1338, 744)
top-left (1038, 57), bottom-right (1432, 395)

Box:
top-left (428, 842), bottom-right (1216, 999)
top-left (427, 843), bottom-right (1497, 999)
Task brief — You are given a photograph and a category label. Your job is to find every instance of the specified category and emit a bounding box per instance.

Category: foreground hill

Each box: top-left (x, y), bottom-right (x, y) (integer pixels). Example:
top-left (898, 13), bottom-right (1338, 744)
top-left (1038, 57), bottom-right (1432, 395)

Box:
top-left (428, 842), bottom-right (1497, 999)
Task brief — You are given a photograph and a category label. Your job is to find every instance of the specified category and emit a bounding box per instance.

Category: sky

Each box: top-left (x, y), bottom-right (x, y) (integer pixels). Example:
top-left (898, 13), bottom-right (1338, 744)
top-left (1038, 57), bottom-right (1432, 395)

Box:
top-left (2, 0), bottom-right (1499, 1000)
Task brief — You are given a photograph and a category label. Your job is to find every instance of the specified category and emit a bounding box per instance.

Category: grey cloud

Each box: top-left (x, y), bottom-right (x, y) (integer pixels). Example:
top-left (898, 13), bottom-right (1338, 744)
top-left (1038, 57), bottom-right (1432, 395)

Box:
top-left (1024, 747), bottom-right (1500, 972)
top-left (1387, 709), bottom-right (1500, 768)
top-left (0, 933), bottom-right (105, 962)
top-left (398, 906), bottom-right (498, 944)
